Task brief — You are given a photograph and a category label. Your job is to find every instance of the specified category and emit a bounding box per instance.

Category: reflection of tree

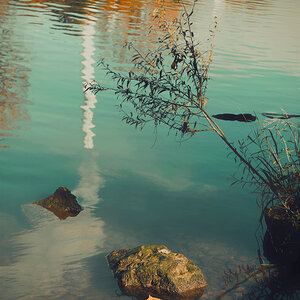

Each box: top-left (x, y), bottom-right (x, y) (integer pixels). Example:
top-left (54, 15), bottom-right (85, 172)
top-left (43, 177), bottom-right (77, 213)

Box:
top-left (101, 0), bottom-right (181, 61)
top-left (0, 0), bottom-right (181, 148)
top-left (0, 4), bottom-right (30, 147)
top-left (218, 264), bottom-right (300, 300)
top-left (46, 0), bottom-right (182, 67)
top-left (17, 0), bottom-right (181, 31)
top-left (103, 0), bottom-right (180, 23)
top-left (26, 0), bottom-right (99, 34)
top-left (2, 0), bottom-right (182, 63)
top-left (25, 0), bottom-right (96, 15)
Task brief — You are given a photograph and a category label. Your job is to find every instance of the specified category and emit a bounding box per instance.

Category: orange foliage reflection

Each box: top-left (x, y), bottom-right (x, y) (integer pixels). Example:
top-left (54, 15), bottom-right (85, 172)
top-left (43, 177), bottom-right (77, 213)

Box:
top-left (0, 0), bottom-right (182, 148)
top-left (99, 0), bottom-right (181, 64)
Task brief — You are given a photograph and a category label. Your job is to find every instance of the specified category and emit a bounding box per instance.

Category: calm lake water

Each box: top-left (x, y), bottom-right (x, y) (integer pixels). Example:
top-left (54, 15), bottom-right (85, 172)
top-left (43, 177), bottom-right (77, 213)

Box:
top-left (0, 0), bottom-right (299, 299)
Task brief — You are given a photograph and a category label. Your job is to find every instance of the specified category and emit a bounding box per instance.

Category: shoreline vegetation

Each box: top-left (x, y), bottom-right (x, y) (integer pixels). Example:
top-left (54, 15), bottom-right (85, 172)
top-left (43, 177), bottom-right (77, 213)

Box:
top-left (86, 0), bottom-right (299, 298)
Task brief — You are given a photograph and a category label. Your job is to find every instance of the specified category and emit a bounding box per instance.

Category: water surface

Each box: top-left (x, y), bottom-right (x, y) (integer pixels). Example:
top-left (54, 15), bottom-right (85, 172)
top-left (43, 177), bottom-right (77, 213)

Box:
top-left (0, 0), bottom-right (299, 299)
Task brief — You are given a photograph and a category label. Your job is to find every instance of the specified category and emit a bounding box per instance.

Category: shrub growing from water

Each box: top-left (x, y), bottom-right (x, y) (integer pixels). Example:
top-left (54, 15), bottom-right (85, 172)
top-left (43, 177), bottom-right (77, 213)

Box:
top-left (88, 0), bottom-right (299, 296)
top-left (88, 0), bottom-right (299, 226)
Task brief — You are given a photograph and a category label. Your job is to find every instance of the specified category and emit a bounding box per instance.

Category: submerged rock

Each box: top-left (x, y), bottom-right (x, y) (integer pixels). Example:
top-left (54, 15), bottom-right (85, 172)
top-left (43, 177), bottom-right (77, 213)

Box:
top-left (107, 245), bottom-right (206, 300)
top-left (32, 187), bottom-right (82, 220)
top-left (262, 112), bottom-right (300, 119)
top-left (212, 113), bottom-right (256, 122)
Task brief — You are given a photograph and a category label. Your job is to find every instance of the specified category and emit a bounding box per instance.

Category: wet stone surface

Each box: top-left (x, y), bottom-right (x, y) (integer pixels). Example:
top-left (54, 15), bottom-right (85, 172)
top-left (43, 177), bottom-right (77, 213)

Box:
top-left (107, 245), bottom-right (206, 300)
top-left (32, 186), bottom-right (82, 220)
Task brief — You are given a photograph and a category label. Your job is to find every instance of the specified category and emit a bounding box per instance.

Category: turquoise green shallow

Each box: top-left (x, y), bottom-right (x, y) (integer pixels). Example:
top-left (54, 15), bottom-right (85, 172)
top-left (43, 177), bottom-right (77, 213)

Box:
top-left (0, 0), bottom-right (299, 299)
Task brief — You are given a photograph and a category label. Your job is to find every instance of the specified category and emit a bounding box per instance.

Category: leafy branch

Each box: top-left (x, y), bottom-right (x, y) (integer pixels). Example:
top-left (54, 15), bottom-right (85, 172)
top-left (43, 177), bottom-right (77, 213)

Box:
top-left (86, 0), bottom-right (299, 225)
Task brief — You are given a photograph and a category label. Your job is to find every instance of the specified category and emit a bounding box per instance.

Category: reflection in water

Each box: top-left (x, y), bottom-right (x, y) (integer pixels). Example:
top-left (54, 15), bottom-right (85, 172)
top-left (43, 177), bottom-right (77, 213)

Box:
top-left (75, 10), bottom-right (104, 208)
top-left (180, 239), bottom-right (255, 299)
top-left (224, 0), bottom-right (271, 11)
top-left (0, 0), bottom-right (100, 37)
top-left (0, 7), bottom-right (107, 299)
top-left (200, 0), bottom-right (300, 79)
top-left (81, 18), bottom-right (98, 150)
top-left (212, 0), bottom-right (273, 27)
top-left (0, 205), bottom-right (106, 299)
top-left (103, 0), bottom-right (180, 27)
top-left (0, 0), bottom-right (299, 298)
top-left (101, 0), bottom-right (181, 62)
top-left (1, 0), bottom-right (182, 64)
top-left (212, 0), bottom-right (272, 16)
top-left (0, 2), bottom-right (30, 147)
top-left (72, 153), bottom-right (105, 208)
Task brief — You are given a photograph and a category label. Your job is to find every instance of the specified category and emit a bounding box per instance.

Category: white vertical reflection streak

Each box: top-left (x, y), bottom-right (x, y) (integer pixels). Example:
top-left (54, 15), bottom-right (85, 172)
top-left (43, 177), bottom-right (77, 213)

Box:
top-left (81, 20), bottom-right (97, 149)
top-left (73, 17), bottom-right (105, 208)
top-left (0, 18), bottom-right (107, 300)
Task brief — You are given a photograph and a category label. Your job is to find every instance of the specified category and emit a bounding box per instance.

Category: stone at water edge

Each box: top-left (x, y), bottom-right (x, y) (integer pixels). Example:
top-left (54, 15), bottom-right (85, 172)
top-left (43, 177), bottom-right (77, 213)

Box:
top-left (263, 206), bottom-right (300, 272)
top-left (107, 245), bottom-right (206, 300)
top-left (32, 186), bottom-right (82, 220)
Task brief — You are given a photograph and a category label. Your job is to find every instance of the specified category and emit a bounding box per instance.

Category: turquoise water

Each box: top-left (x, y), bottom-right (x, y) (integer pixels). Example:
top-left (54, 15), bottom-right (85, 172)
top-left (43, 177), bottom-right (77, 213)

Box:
top-left (0, 0), bottom-right (299, 299)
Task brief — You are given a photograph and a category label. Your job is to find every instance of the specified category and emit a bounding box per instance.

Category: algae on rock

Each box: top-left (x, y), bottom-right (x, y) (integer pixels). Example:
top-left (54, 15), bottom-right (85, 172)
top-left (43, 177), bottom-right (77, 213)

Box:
top-left (107, 245), bottom-right (206, 300)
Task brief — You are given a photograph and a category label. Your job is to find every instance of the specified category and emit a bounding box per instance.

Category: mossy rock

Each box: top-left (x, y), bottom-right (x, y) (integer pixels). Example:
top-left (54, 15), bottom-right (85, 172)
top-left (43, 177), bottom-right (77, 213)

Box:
top-left (107, 245), bottom-right (206, 300)
top-left (32, 186), bottom-right (82, 220)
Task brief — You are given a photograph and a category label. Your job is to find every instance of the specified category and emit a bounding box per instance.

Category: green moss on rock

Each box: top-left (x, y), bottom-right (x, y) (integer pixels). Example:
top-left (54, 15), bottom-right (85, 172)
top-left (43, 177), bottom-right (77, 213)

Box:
top-left (107, 245), bottom-right (206, 300)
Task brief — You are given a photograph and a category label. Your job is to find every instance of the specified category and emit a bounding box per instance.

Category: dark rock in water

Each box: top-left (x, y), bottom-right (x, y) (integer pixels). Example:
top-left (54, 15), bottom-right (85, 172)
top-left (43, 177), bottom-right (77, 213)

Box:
top-left (32, 186), bottom-right (82, 220)
top-left (262, 112), bottom-right (300, 119)
top-left (107, 245), bottom-right (206, 300)
top-left (263, 206), bottom-right (300, 274)
top-left (212, 113), bottom-right (256, 122)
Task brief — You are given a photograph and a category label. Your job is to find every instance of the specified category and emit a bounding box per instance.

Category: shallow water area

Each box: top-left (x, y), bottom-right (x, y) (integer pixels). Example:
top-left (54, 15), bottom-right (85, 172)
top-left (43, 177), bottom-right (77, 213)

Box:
top-left (0, 0), bottom-right (299, 299)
